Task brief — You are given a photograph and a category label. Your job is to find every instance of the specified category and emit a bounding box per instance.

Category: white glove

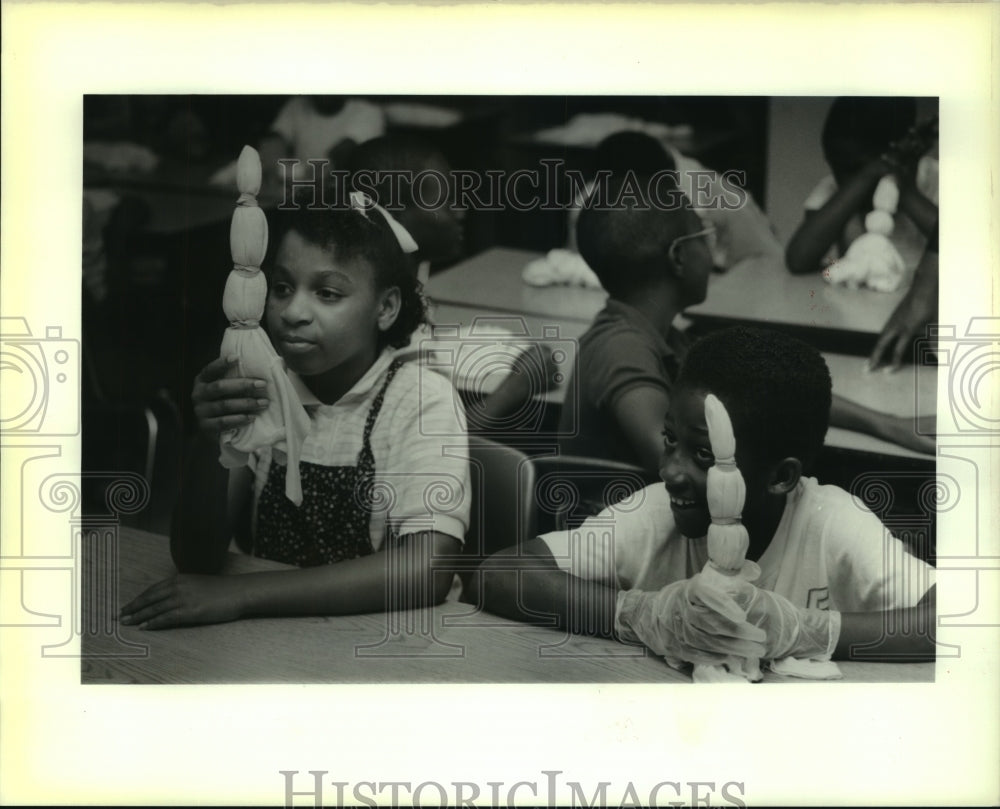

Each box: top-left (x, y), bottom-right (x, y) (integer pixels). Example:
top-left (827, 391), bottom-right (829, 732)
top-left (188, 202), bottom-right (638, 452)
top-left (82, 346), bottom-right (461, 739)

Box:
top-left (739, 582), bottom-right (842, 661)
top-left (615, 576), bottom-right (767, 667)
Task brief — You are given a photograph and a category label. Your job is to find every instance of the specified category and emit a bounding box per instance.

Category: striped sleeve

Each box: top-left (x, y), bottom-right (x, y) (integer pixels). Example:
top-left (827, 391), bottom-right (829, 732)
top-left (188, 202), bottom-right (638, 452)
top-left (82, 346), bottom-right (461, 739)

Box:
top-left (377, 363), bottom-right (471, 545)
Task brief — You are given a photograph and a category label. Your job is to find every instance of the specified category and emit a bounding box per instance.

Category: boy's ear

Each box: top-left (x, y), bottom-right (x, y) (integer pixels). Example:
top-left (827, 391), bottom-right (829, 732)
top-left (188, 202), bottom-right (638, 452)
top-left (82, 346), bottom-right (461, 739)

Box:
top-left (767, 457), bottom-right (803, 496)
top-left (668, 248), bottom-right (686, 279)
top-left (376, 286), bottom-right (401, 333)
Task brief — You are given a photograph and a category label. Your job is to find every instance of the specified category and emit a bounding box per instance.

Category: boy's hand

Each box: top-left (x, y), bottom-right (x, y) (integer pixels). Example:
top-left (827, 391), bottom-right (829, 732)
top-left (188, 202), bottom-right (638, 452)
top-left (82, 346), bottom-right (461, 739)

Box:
top-left (615, 577), bottom-right (766, 666)
top-left (739, 583), bottom-right (841, 661)
top-left (192, 356), bottom-right (269, 437)
top-left (120, 573), bottom-right (247, 630)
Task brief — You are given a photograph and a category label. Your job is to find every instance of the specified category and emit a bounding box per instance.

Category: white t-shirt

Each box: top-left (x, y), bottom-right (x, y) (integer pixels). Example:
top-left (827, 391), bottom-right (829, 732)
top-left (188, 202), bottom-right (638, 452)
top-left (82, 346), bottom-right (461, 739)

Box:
top-left (249, 349), bottom-right (471, 551)
top-left (540, 477), bottom-right (934, 612)
top-left (271, 96), bottom-right (386, 181)
top-left (803, 154), bottom-right (939, 274)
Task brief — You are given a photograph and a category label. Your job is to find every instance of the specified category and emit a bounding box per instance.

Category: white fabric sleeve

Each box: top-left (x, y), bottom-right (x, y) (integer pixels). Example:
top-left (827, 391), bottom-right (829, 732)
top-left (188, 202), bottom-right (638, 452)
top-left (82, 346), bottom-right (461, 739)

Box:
top-left (538, 485), bottom-right (665, 588)
top-left (803, 174), bottom-right (838, 212)
top-left (380, 366), bottom-right (471, 545)
top-left (822, 497), bottom-right (936, 612)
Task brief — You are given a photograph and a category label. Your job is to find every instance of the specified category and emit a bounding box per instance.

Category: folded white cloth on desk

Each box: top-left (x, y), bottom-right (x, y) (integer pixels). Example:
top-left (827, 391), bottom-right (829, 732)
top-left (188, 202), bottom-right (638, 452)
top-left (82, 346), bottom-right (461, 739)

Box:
top-left (522, 249), bottom-right (603, 289)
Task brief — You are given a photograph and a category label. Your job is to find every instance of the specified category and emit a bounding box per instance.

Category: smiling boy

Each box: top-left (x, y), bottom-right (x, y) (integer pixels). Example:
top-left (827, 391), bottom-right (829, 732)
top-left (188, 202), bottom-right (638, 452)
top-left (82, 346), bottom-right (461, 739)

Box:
top-left (473, 326), bottom-right (936, 664)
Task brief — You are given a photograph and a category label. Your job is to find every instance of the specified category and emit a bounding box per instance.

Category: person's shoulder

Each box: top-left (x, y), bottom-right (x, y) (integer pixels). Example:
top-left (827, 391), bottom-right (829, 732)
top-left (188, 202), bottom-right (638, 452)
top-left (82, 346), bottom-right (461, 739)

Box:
top-left (581, 305), bottom-right (653, 348)
top-left (386, 359), bottom-right (464, 429)
top-left (792, 476), bottom-right (881, 529)
top-left (603, 482), bottom-right (672, 531)
top-left (396, 357), bottom-right (458, 398)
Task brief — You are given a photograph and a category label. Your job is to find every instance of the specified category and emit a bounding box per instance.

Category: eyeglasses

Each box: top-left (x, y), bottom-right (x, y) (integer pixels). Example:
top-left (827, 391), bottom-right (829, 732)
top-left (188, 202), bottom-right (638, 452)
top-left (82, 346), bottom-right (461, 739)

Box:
top-left (668, 225), bottom-right (716, 266)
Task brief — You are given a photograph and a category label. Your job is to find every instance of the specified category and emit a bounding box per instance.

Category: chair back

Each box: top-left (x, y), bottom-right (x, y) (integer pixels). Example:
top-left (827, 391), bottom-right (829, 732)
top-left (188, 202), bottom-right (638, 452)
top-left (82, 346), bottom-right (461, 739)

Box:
top-left (462, 435), bottom-right (537, 564)
top-left (532, 454), bottom-right (659, 535)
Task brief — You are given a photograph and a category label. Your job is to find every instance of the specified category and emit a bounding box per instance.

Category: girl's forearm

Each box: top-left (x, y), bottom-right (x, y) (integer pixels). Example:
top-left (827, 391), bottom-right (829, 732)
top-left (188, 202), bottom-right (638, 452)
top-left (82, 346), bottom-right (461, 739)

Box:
top-left (785, 161), bottom-right (885, 274)
top-left (834, 589), bottom-right (936, 662)
top-left (236, 532), bottom-right (460, 617)
top-left (898, 185), bottom-right (939, 239)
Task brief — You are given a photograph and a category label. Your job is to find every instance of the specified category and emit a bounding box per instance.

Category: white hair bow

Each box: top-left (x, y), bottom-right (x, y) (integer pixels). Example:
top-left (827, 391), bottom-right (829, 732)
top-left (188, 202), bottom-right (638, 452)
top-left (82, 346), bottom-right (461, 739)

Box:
top-left (349, 190), bottom-right (419, 254)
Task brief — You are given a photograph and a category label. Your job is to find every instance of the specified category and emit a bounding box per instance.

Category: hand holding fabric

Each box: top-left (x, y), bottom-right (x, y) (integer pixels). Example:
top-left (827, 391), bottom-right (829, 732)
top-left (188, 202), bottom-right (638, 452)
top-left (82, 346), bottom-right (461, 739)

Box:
top-left (733, 580), bottom-right (842, 662)
top-left (615, 576), bottom-right (767, 668)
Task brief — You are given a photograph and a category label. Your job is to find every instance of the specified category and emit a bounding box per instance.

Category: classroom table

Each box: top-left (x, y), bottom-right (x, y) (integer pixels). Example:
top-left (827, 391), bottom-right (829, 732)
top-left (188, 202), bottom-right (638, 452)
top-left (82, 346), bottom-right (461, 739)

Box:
top-left (685, 254), bottom-right (908, 353)
top-left (421, 302), bottom-right (936, 461)
top-left (81, 528), bottom-right (934, 684)
top-left (425, 248), bottom-right (608, 324)
top-left (824, 352), bottom-right (936, 460)
top-left (432, 248), bottom-right (909, 355)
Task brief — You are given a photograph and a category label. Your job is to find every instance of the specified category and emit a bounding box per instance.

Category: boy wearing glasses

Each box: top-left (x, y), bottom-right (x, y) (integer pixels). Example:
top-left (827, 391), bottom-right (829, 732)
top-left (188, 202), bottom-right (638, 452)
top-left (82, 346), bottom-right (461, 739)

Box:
top-left (559, 173), bottom-right (715, 474)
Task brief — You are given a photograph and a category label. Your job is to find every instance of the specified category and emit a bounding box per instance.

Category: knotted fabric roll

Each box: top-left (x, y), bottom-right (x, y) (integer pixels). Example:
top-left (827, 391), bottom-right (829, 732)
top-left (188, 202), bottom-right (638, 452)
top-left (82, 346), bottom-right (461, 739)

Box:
top-left (218, 145), bottom-right (309, 505)
top-left (693, 393), bottom-right (762, 682)
top-left (824, 175), bottom-right (906, 292)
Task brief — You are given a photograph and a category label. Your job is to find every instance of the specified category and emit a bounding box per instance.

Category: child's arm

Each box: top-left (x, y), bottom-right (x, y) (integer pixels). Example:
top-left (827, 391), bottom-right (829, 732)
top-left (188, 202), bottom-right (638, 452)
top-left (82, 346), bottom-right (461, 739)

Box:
top-left (465, 344), bottom-right (559, 433)
top-left (867, 248), bottom-right (939, 371)
top-left (611, 386), bottom-right (672, 474)
top-left (829, 394), bottom-right (935, 455)
top-left (471, 539), bottom-right (620, 638)
top-left (785, 158), bottom-right (888, 275)
top-left (835, 585), bottom-right (936, 661)
top-left (898, 182), bottom-right (938, 240)
top-left (473, 540), bottom-right (766, 664)
top-left (123, 531), bottom-right (461, 629)
top-left (682, 580), bottom-right (936, 663)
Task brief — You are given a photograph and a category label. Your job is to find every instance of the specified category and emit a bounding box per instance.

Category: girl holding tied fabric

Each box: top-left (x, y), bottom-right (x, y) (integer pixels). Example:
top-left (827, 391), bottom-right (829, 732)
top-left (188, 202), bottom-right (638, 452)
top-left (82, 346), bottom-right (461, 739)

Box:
top-left (784, 97), bottom-right (940, 372)
top-left (121, 193), bottom-right (470, 629)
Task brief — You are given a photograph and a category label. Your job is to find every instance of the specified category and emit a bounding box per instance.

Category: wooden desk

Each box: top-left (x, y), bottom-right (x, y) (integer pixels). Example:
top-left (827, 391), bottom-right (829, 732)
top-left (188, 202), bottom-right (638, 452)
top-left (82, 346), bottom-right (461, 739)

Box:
top-left (81, 528), bottom-right (933, 684)
top-left (686, 255), bottom-right (906, 353)
top-left (425, 248), bottom-right (607, 325)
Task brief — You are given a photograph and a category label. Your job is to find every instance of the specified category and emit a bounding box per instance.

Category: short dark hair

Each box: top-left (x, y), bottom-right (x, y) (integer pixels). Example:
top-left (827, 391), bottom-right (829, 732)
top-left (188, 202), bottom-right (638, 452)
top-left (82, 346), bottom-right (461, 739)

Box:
top-left (576, 172), bottom-right (692, 300)
top-left (592, 131), bottom-right (677, 176)
top-left (822, 96), bottom-right (918, 160)
top-left (270, 204), bottom-right (427, 350)
top-left (675, 326), bottom-right (832, 470)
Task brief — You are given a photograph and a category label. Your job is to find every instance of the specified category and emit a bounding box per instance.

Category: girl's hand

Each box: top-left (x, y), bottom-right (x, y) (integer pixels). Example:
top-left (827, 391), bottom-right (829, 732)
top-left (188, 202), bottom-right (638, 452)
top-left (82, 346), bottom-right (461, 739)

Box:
top-left (192, 356), bottom-right (269, 437)
top-left (867, 257), bottom-right (938, 372)
top-left (120, 573), bottom-right (247, 630)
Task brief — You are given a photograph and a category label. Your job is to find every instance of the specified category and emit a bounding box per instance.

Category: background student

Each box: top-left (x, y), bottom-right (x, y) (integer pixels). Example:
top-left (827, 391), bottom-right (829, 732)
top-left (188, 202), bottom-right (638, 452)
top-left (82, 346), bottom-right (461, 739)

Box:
top-left (784, 97), bottom-right (939, 371)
